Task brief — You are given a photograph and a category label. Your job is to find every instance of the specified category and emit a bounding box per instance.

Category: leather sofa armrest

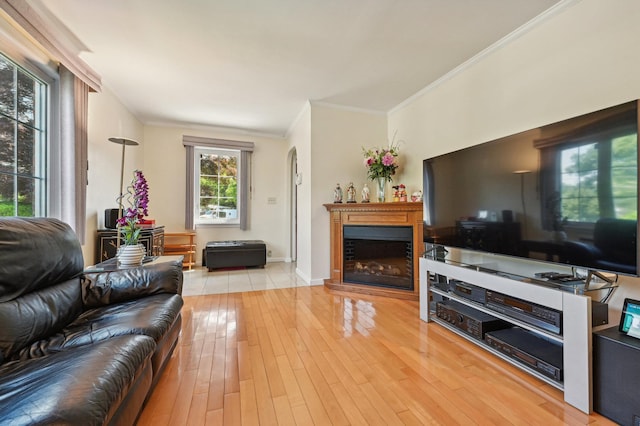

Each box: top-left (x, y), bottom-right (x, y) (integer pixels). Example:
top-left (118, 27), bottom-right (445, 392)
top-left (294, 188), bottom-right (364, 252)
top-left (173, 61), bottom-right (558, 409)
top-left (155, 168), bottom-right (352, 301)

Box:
top-left (82, 260), bottom-right (183, 308)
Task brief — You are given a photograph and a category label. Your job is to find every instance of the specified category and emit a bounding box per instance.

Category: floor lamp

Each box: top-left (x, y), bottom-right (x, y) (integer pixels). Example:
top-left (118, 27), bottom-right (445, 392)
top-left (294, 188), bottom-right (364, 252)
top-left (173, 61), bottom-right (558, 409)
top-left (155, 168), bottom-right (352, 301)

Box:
top-left (109, 137), bottom-right (139, 252)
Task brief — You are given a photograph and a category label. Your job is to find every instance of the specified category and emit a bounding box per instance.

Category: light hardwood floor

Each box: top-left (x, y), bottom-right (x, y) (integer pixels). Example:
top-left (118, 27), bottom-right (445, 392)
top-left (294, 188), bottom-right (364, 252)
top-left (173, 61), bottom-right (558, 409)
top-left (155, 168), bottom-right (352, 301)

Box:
top-left (138, 266), bottom-right (614, 425)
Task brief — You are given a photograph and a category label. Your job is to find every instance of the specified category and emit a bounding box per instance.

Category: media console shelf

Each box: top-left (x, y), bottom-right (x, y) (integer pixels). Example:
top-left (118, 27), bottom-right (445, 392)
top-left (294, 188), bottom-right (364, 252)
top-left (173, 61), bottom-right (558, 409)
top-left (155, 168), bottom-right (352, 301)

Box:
top-left (419, 249), bottom-right (594, 414)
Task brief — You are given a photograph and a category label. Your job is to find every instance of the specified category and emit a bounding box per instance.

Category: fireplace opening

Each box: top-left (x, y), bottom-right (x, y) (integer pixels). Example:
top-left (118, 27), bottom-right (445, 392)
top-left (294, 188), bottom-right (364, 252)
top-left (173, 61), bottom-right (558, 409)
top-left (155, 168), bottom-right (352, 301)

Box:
top-left (343, 225), bottom-right (413, 290)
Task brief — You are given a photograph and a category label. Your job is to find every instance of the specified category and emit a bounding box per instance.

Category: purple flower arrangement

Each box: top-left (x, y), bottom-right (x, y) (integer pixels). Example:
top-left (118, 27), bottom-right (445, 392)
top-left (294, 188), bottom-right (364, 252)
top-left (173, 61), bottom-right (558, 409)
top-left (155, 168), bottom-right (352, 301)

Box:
top-left (117, 170), bottom-right (149, 245)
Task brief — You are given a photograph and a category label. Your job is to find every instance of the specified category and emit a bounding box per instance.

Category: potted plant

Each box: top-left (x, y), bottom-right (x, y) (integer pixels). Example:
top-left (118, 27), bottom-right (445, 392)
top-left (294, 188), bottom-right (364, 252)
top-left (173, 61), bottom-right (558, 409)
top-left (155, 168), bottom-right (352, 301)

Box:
top-left (116, 170), bottom-right (149, 265)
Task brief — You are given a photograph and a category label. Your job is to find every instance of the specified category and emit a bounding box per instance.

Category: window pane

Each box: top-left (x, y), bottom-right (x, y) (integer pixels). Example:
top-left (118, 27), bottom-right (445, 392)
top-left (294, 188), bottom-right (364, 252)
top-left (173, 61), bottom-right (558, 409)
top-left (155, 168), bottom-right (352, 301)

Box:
top-left (615, 197), bottom-right (637, 220)
top-left (17, 123), bottom-right (34, 175)
top-left (0, 116), bottom-right (15, 173)
top-left (0, 54), bottom-right (47, 218)
top-left (578, 170), bottom-right (597, 198)
top-left (200, 154), bottom-right (218, 175)
top-left (612, 167), bottom-right (637, 198)
top-left (612, 134), bottom-right (637, 167)
top-left (0, 172), bottom-right (14, 216)
top-left (17, 70), bottom-right (35, 126)
top-left (195, 148), bottom-right (240, 224)
top-left (576, 143), bottom-right (597, 172)
top-left (0, 57), bottom-right (15, 117)
top-left (200, 175), bottom-right (217, 197)
top-left (17, 176), bottom-right (34, 216)
top-left (219, 156), bottom-right (236, 176)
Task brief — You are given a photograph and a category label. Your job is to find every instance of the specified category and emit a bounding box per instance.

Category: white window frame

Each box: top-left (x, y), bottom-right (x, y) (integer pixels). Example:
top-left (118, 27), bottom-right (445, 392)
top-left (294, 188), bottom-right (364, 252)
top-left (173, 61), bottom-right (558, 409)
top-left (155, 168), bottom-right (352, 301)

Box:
top-left (0, 52), bottom-right (51, 217)
top-left (183, 135), bottom-right (254, 230)
top-left (194, 147), bottom-right (241, 226)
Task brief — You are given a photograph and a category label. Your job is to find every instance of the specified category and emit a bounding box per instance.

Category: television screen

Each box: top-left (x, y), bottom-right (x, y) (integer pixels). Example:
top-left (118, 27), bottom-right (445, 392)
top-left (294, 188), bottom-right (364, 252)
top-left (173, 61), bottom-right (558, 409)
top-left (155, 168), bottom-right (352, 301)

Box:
top-left (423, 100), bottom-right (639, 276)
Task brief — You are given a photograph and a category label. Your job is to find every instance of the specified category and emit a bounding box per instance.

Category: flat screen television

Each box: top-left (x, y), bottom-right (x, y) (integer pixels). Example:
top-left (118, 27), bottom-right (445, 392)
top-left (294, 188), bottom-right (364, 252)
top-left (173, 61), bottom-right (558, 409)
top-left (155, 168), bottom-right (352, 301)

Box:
top-left (423, 100), bottom-right (639, 276)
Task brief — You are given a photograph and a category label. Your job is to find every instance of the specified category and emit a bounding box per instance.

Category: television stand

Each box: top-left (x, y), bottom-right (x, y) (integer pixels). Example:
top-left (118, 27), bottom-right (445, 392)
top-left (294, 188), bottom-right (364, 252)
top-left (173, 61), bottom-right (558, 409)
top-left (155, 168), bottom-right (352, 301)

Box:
top-left (420, 249), bottom-right (600, 414)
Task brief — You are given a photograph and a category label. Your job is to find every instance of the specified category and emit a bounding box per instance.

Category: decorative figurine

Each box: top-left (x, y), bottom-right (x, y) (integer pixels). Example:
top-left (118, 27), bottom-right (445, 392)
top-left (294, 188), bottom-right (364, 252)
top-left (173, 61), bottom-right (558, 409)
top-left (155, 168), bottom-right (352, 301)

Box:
top-left (333, 183), bottom-right (343, 203)
top-left (411, 190), bottom-right (423, 202)
top-left (392, 185), bottom-right (400, 202)
top-left (399, 184), bottom-right (407, 202)
top-left (346, 182), bottom-right (356, 203)
top-left (361, 183), bottom-right (370, 203)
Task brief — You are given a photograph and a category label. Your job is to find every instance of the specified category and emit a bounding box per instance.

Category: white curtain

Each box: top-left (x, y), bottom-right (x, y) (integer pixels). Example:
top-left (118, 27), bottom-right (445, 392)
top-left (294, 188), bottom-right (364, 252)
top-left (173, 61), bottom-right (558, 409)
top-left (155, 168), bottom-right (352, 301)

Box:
top-left (59, 66), bottom-right (89, 242)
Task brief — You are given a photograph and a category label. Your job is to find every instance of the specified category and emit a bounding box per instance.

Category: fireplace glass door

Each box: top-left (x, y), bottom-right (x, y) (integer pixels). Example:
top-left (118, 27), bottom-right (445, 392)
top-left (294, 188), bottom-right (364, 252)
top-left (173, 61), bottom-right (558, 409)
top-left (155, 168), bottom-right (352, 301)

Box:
top-left (343, 225), bottom-right (413, 290)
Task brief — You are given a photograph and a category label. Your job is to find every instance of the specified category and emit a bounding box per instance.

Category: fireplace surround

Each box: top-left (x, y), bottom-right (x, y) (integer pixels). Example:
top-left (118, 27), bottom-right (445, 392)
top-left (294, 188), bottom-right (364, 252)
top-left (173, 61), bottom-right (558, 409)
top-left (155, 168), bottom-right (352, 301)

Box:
top-left (323, 202), bottom-right (423, 300)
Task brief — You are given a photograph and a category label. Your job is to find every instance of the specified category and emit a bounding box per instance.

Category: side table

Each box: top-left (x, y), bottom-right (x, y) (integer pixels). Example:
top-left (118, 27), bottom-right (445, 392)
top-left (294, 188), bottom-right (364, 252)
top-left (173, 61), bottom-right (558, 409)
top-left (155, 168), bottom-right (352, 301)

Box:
top-left (96, 226), bottom-right (165, 263)
top-left (85, 255), bottom-right (184, 273)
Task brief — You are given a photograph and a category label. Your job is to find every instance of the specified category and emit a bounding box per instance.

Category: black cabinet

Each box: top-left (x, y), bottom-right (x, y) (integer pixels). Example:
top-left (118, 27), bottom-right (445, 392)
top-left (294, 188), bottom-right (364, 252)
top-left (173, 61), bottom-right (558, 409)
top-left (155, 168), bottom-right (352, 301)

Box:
top-left (593, 326), bottom-right (640, 425)
top-left (96, 227), bottom-right (165, 263)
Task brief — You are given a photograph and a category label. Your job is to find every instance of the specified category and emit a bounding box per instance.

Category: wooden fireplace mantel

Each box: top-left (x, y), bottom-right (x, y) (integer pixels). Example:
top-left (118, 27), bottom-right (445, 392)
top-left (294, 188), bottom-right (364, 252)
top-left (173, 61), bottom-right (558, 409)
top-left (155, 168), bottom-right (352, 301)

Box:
top-left (323, 202), bottom-right (423, 300)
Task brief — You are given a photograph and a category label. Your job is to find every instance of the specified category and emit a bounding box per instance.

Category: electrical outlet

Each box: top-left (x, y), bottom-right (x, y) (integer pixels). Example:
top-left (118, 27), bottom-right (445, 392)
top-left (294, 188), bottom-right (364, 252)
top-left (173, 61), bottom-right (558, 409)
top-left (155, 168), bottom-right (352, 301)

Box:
top-left (267, 197), bottom-right (277, 204)
top-left (267, 250), bottom-right (272, 257)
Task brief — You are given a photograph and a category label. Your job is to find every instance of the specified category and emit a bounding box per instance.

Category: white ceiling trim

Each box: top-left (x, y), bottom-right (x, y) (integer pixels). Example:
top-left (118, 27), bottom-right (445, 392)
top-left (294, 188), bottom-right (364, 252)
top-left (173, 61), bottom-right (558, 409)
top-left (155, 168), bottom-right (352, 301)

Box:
top-left (389, 0), bottom-right (582, 116)
top-left (0, 0), bottom-right (101, 91)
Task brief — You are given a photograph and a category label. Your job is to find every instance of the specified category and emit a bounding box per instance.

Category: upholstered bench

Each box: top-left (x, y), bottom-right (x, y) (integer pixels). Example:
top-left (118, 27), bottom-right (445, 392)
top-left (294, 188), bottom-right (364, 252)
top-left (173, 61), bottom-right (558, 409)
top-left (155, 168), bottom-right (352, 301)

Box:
top-left (204, 240), bottom-right (266, 271)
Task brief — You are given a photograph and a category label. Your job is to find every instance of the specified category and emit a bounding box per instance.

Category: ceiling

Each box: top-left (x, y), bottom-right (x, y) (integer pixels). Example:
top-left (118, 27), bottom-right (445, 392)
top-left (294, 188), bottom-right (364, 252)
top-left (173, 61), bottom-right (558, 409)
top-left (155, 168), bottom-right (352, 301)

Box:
top-left (32, 0), bottom-right (561, 137)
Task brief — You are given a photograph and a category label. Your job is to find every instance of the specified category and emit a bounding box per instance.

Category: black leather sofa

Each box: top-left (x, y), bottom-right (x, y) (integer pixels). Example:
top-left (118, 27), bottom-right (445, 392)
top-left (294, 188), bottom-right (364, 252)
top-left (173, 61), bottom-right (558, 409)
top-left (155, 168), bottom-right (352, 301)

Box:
top-left (0, 217), bottom-right (184, 425)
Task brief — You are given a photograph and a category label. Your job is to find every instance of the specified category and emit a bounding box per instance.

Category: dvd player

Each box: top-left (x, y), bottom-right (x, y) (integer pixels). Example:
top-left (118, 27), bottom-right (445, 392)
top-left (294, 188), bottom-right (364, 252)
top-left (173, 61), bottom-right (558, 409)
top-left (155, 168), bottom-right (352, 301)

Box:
top-left (486, 290), bottom-right (562, 335)
top-left (485, 327), bottom-right (563, 381)
top-left (436, 299), bottom-right (510, 340)
top-left (451, 279), bottom-right (486, 304)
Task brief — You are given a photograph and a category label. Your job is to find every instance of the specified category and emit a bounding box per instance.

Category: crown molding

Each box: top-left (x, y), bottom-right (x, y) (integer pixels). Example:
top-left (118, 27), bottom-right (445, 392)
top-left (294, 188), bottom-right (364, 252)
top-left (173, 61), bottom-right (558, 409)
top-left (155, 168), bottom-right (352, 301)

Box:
top-left (0, 0), bottom-right (101, 91)
top-left (389, 0), bottom-right (582, 116)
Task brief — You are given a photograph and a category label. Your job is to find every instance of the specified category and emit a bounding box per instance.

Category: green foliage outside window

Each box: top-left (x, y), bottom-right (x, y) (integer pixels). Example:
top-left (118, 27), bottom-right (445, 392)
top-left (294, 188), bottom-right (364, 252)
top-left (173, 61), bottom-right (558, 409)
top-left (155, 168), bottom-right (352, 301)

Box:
top-left (560, 134), bottom-right (637, 222)
top-left (0, 54), bottom-right (46, 217)
top-left (199, 152), bottom-right (238, 220)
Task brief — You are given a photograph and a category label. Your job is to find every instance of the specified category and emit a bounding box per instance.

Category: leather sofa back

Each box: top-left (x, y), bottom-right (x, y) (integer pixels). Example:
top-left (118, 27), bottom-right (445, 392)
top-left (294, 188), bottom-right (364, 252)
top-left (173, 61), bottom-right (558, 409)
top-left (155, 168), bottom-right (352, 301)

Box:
top-left (0, 217), bottom-right (84, 302)
top-left (0, 218), bottom-right (85, 361)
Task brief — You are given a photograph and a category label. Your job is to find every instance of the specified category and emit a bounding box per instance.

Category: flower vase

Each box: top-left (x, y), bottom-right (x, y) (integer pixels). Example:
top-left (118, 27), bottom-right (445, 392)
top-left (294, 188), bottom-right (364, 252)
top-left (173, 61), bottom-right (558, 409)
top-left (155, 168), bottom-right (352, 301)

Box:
top-left (117, 244), bottom-right (145, 266)
top-left (376, 177), bottom-right (387, 203)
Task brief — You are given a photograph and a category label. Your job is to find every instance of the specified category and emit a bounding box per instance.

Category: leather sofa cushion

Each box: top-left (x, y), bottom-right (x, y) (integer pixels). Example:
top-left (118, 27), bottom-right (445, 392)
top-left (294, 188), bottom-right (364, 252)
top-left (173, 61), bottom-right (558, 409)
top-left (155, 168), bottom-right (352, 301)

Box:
top-left (0, 334), bottom-right (155, 426)
top-left (83, 260), bottom-right (183, 308)
top-left (0, 218), bottom-right (84, 302)
top-left (14, 294), bottom-right (183, 360)
top-left (0, 278), bottom-right (83, 362)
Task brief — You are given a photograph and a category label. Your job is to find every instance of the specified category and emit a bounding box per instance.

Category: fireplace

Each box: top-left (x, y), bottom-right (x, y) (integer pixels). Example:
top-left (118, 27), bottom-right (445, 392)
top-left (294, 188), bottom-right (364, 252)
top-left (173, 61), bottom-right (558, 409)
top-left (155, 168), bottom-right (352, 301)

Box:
top-left (323, 202), bottom-right (423, 300)
top-left (343, 225), bottom-right (413, 290)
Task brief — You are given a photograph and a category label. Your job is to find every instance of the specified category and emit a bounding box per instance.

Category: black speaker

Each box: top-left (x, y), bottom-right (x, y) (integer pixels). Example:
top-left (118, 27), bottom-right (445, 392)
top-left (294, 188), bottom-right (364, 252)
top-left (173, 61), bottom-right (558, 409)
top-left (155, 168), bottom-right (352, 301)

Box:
top-left (502, 209), bottom-right (513, 223)
top-left (104, 208), bottom-right (119, 229)
top-left (593, 326), bottom-right (640, 425)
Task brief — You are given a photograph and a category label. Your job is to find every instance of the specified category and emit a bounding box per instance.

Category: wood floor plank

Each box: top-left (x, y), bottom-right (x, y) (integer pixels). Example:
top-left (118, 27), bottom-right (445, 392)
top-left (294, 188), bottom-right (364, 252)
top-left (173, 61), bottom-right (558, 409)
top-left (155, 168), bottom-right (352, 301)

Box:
top-left (222, 392), bottom-right (241, 426)
top-left (238, 379), bottom-right (259, 425)
top-left (247, 342), bottom-right (279, 424)
top-left (140, 287), bottom-right (616, 425)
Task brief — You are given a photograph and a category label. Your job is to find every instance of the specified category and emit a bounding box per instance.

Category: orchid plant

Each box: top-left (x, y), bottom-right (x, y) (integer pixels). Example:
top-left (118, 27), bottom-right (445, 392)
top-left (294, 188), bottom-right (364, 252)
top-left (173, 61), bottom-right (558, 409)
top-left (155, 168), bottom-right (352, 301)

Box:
top-left (117, 170), bottom-right (149, 245)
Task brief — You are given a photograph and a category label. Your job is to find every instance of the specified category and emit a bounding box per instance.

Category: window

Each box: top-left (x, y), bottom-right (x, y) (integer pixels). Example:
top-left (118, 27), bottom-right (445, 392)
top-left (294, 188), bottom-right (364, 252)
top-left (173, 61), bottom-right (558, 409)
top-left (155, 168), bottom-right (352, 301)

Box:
top-left (183, 135), bottom-right (253, 230)
top-left (559, 134), bottom-right (637, 223)
top-left (0, 53), bottom-right (47, 217)
top-left (196, 147), bottom-right (240, 225)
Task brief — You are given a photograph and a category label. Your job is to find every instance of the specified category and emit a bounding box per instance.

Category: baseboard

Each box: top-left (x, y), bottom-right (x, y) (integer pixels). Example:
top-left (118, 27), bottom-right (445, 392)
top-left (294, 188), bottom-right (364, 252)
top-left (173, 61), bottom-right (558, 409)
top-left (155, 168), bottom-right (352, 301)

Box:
top-left (295, 268), bottom-right (311, 284)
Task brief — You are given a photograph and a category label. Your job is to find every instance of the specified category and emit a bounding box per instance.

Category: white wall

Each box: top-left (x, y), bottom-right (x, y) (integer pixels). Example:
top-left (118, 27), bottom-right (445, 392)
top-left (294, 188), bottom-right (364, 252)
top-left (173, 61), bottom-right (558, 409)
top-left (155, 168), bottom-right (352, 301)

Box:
top-left (308, 103), bottom-right (388, 283)
top-left (387, 0), bottom-right (640, 318)
top-left (287, 103), bottom-right (312, 281)
top-left (142, 126), bottom-right (289, 264)
top-left (84, 87), bottom-right (144, 265)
